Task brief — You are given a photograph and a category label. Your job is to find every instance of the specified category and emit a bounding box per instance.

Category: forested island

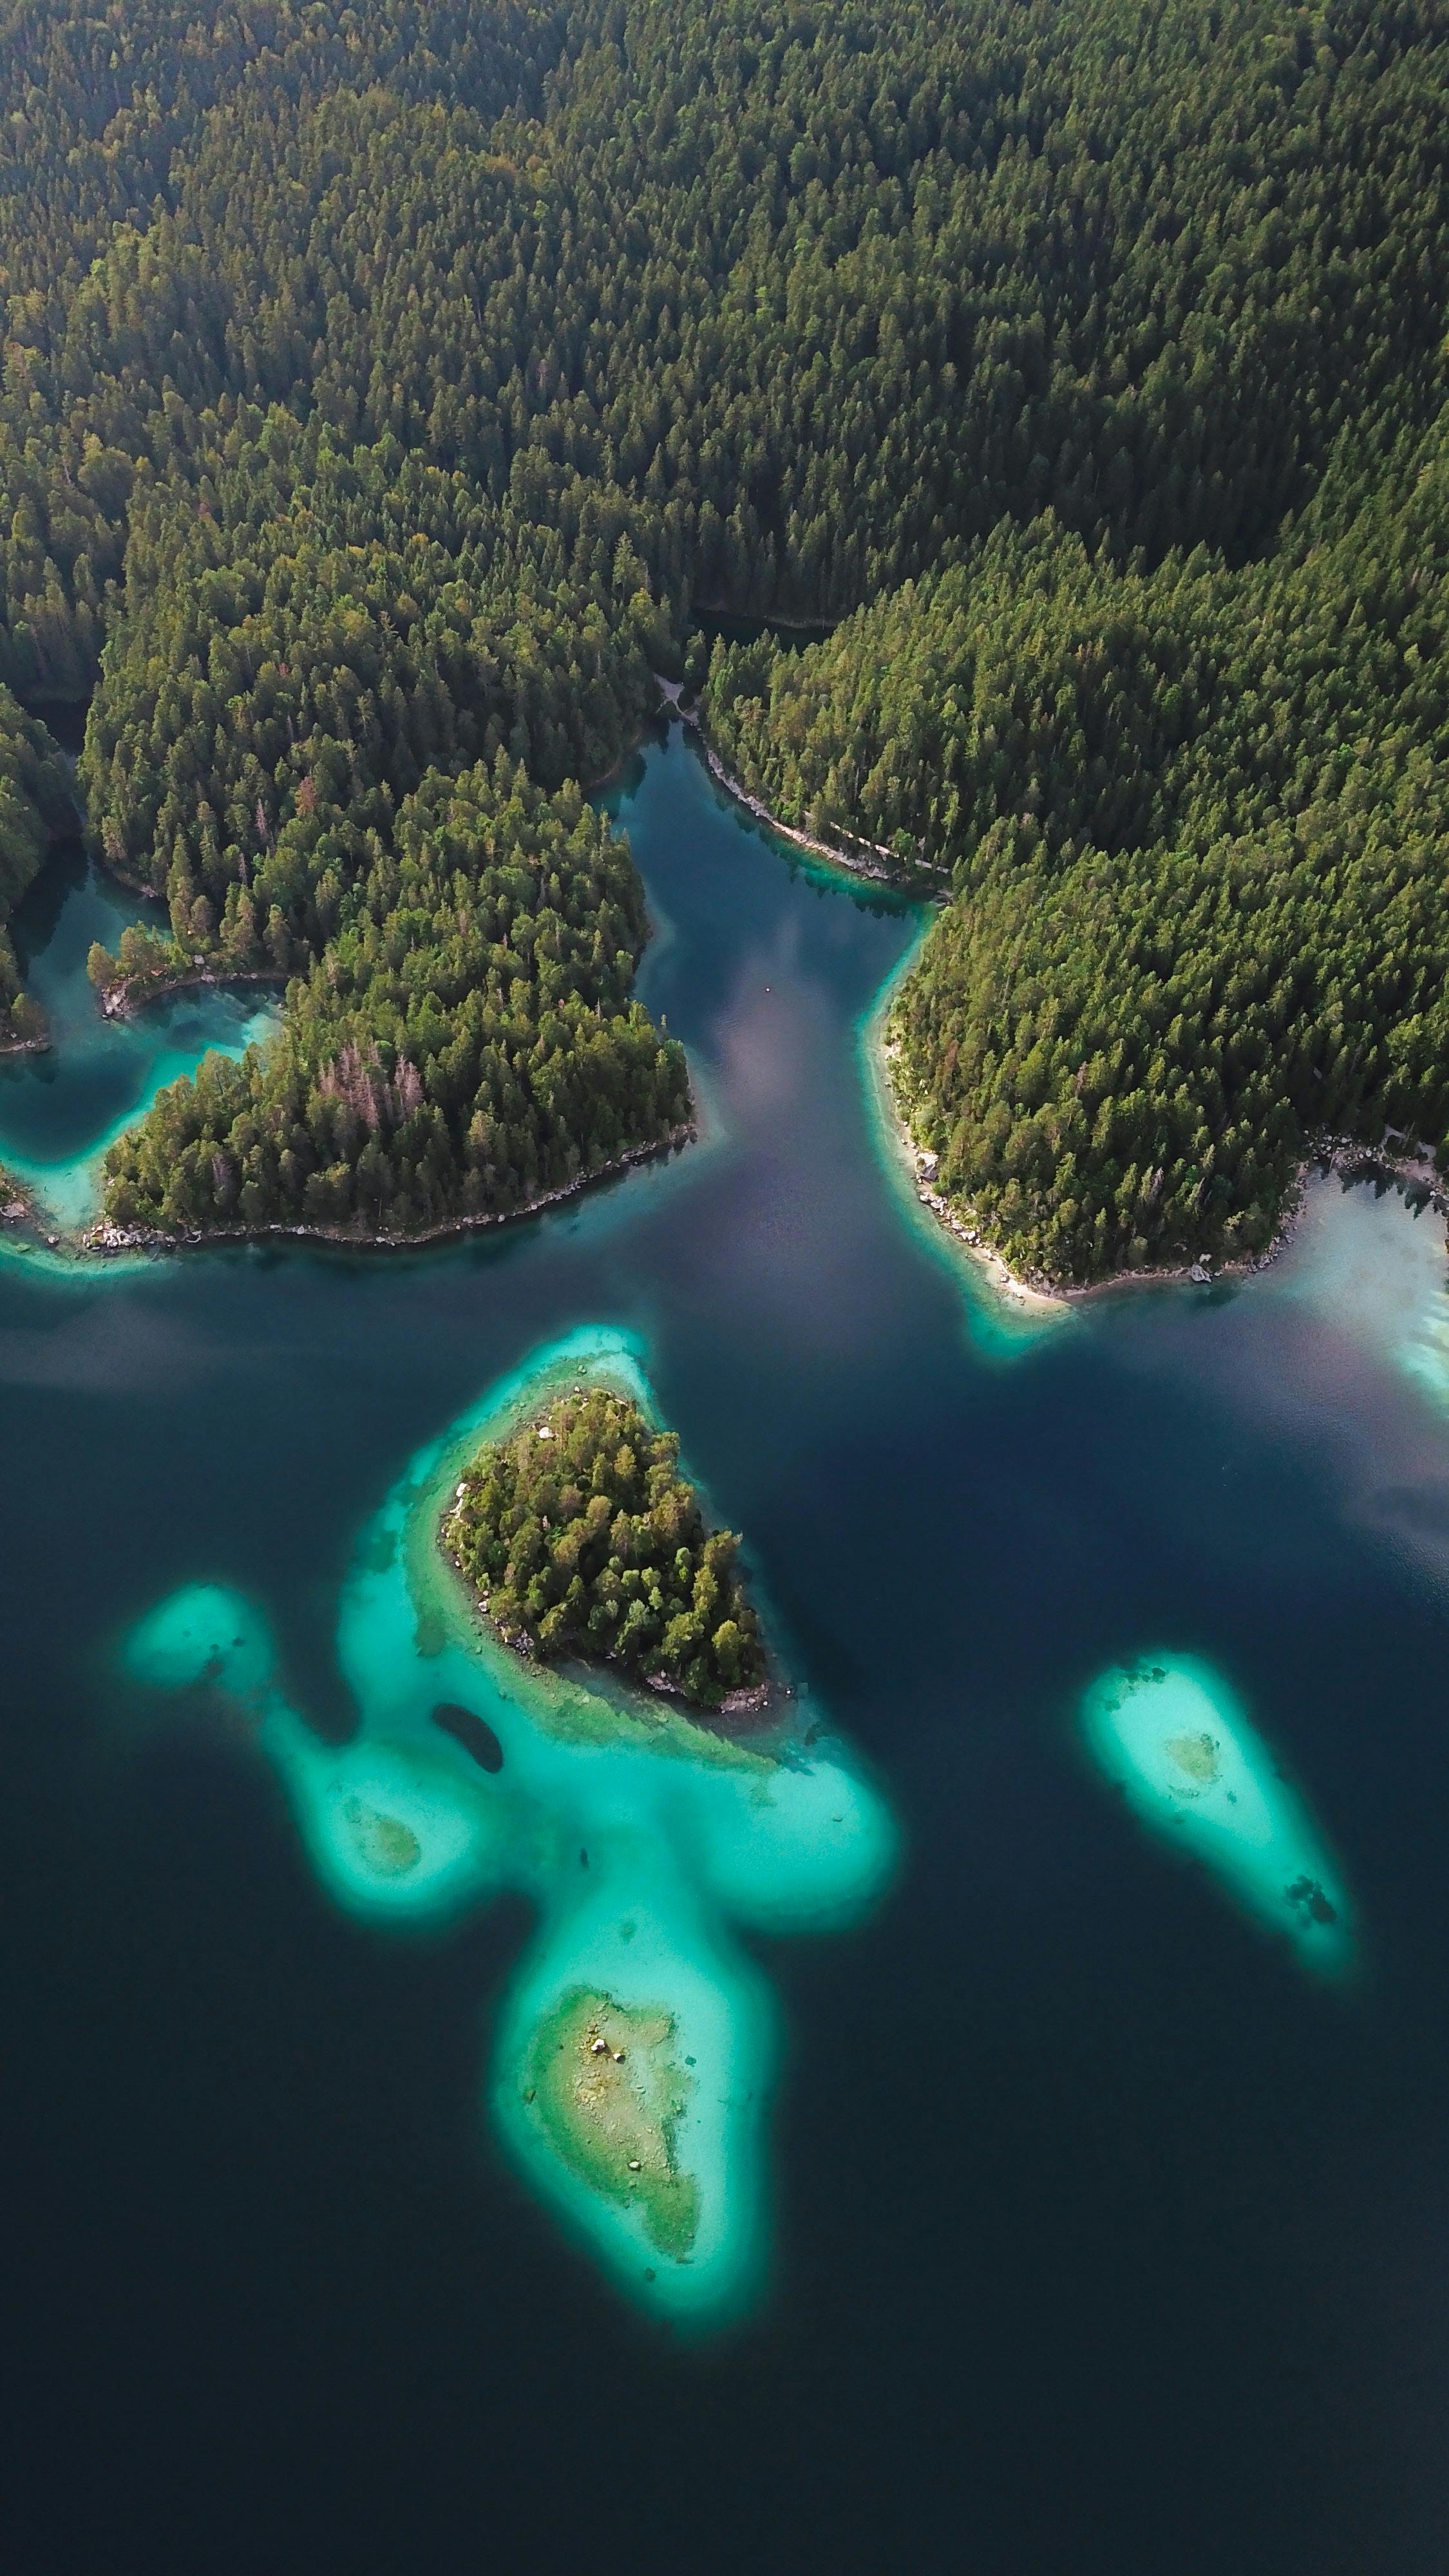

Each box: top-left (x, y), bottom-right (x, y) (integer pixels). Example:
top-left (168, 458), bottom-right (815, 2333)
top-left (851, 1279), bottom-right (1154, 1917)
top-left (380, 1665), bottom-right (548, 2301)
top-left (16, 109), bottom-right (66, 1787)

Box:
top-left (2, 1), bottom-right (1447, 1273)
top-left (444, 1387), bottom-right (768, 1710)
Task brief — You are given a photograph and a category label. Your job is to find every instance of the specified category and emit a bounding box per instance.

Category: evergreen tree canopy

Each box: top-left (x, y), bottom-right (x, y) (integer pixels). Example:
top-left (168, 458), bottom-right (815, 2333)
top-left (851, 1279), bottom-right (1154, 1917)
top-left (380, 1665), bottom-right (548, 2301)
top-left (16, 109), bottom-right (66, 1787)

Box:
top-left (705, 415), bottom-right (1449, 1280)
top-left (0, 690), bottom-right (70, 1047)
top-left (100, 755), bottom-right (689, 1237)
top-left (0, 0), bottom-right (1446, 1262)
top-left (445, 1387), bottom-right (767, 1707)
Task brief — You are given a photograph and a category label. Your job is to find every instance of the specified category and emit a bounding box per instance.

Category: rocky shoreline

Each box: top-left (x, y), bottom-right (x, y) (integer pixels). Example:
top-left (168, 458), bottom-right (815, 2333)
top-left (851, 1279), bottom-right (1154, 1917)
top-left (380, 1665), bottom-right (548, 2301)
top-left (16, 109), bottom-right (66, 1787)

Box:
top-left (97, 964), bottom-right (283, 1021)
top-left (892, 1080), bottom-right (1448, 1312)
top-left (684, 696), bottom-right (1449, 1318)
top-left (678, 699), bottom-right (948, 894)
top-left (22, 694), bottom-right (1444, 1314)
top-left (442, 1527), bottom-right (781, 1732)
top-left (80, 1120), bottom-right (695, 1258)
top-left (437, 1390), bottom-right (783, 1737)
top-left (426, 1343), bottom-right (786, 1752)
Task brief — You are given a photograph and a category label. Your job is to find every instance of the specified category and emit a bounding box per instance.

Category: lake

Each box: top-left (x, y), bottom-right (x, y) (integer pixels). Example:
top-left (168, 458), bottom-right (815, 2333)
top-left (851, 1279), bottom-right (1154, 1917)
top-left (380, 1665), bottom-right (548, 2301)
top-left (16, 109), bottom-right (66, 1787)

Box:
top-left (5, 721), bottom-right (1449, 2573)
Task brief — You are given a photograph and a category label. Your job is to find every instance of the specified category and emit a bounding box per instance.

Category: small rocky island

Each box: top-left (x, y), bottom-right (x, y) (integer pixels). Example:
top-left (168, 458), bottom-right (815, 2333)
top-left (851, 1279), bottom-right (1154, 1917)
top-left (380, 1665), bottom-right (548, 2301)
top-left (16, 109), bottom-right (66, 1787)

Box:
top-left (443, 1385), bottom-right (767, 1712)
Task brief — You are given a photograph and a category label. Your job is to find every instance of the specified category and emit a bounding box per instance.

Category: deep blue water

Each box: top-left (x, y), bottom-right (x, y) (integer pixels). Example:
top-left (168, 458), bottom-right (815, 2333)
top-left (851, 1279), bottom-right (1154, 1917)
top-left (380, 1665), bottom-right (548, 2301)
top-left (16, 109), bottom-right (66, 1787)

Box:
top-left (6, 723), bottom-right (1449, 2573)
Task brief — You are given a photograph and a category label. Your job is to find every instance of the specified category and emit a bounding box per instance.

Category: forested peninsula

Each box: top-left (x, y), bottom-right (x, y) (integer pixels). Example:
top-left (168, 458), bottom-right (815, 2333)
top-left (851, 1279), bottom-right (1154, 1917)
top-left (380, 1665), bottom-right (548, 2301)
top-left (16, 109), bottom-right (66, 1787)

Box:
top-left (2, 1), bottom-right (1447, 1271)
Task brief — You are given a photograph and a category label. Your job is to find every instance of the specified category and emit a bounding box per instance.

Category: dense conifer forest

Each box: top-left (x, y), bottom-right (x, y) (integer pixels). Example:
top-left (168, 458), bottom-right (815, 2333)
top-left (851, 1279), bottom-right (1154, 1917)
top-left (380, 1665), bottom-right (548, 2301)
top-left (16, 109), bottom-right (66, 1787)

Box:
top-left (446, 1386), bottom-right (767, 1705)
top-left (0, 0), bottom-right (1445, 1265)
top-left (0, 687), bottom-right (70, 1047)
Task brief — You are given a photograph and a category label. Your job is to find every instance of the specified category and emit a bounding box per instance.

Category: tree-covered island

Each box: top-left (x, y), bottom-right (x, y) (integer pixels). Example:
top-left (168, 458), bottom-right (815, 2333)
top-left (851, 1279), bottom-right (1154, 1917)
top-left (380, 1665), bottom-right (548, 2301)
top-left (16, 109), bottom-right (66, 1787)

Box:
top-left (443, 1387), bottom-right (768, 1712)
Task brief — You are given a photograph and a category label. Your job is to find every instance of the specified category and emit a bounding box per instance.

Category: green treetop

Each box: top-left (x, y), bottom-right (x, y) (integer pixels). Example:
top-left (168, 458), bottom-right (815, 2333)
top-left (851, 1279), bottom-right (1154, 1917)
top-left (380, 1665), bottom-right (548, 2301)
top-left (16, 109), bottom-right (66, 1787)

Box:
top-left (445, 1387), bottom-right (767, 1709)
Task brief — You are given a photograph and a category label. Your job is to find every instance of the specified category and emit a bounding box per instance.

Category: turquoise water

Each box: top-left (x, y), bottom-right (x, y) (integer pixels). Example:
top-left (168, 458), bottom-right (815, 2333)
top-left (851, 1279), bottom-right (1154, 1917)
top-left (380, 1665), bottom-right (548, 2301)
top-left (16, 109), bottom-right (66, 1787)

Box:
top-left (1271, 1164), bottom-right (1449, 1419)
top-left (8, 721), bottom-right (1449, 2571)
top-left (1080, 1652), bottom-right (1352, 1974)
top-left (0, 842), bottom-right (277, 1227)
top-left (124, 1326), bottom-right (896, 2322)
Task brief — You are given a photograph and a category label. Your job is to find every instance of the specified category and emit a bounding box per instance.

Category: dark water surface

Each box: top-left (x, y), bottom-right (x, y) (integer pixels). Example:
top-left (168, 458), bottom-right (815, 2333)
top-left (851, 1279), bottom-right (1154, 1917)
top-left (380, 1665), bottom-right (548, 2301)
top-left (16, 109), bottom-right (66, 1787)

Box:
top-left (6, 725), bottom-right (1449, 2574)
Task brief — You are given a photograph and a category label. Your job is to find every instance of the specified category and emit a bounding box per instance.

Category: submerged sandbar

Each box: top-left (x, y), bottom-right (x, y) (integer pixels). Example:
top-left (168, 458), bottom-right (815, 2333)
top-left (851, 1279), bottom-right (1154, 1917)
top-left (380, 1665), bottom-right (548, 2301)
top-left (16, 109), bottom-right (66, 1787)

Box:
top-left (527, 1988), bottom-right (699, 2259)
top-left (1081, 1652), bottom-right (1352, 1974)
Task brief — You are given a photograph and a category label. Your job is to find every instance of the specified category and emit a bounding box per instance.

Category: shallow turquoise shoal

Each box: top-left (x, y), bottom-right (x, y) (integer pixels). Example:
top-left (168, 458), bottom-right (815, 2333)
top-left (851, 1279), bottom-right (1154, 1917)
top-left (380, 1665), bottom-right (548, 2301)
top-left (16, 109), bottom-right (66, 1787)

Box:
top-left (123, 1325), bottom-right (899, 2323)
top-left (1267, 1169), bottom-right (1449, 1419)
top-left (1080, 1652), bottom-right (1352, 1977)
top-left (1, 1001), bottom-right (278, 1229)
